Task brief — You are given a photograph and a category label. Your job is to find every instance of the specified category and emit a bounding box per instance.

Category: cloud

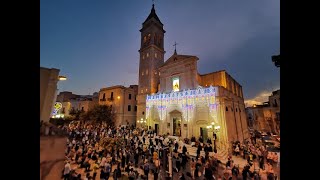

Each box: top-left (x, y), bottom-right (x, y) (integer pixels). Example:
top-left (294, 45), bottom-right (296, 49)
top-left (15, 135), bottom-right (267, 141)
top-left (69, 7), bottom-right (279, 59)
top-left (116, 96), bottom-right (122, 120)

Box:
top-left (244, 89), bottom-right (278, 107)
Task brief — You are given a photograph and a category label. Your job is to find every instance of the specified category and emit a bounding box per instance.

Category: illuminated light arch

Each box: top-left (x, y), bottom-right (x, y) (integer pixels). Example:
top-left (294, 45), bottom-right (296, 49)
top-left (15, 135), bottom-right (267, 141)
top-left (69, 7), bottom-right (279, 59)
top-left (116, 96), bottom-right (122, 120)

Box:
top-left (146, 86), bottom-right (218, 123)
top-left (52, 102), bottom-right (62, 116)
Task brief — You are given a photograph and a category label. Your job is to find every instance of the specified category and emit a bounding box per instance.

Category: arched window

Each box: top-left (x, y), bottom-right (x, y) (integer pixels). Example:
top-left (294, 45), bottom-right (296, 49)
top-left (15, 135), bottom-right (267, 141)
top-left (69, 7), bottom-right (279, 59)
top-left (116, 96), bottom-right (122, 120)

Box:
top-left (147, 34), bottom-right (151, 44)
top-left (158, 35), bottom-right (161, 46)
top-left (143, 36), bottom-right (147, 43)
top-left (160, 37), bottom-right (163, 47)
top-left (154, 33), bottom-right (157, 44)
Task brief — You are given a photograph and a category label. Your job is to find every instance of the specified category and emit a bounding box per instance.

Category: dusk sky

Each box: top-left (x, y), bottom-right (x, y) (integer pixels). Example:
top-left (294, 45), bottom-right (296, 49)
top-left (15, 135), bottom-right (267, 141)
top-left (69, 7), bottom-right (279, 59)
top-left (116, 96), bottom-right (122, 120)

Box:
top-left (40, 0), bottom-right (280, 106)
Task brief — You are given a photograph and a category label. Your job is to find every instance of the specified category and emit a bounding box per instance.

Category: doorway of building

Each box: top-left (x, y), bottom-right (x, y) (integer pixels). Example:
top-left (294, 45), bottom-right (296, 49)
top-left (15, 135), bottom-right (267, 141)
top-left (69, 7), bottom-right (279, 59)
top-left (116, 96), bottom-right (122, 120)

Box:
top-left (200, 127), bottom-right (208, 141)
top-left (173, 118), bottom-right (181, 136)
top-left (155, 124), bottom-right (159, 135)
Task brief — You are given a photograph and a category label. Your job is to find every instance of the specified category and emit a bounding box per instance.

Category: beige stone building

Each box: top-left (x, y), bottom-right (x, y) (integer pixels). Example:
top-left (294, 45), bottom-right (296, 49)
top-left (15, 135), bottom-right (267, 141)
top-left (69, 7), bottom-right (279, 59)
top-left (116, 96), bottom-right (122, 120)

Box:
top-left (60, 101), bottom-right (71, 117)
top-left (99, 85), bottom-right (138, 127)
top-left (55, 92), bottom-right (99, 118)
top-left (56, 91), bottom-right (99, 117)
top-left (40, 67), bottom-right (60, 122)
top-left (246, 90), bottom-right (280, 134)
top-left (56, 91), bottom-right (77, 102)
top-left (137, 5), bottom-right (249, 151)
top-left (69, 99), bottom-right (93, 112)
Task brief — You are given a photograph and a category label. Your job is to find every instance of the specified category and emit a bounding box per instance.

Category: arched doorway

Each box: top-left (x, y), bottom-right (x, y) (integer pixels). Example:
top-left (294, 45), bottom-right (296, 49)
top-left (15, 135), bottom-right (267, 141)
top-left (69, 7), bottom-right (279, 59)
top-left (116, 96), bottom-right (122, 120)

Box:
top-left (169, 110), bottom-right (182, 136)
top-left (173, 117), bottom-right (181, 136)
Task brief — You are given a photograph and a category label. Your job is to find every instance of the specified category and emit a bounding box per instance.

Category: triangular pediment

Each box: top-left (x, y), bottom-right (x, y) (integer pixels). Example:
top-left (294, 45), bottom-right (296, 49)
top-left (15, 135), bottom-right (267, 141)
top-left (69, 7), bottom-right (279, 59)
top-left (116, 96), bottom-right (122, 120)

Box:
top-left (169, 110), bottom-right (181, 114)
top-left (160, 54), bottom-right (198, 68)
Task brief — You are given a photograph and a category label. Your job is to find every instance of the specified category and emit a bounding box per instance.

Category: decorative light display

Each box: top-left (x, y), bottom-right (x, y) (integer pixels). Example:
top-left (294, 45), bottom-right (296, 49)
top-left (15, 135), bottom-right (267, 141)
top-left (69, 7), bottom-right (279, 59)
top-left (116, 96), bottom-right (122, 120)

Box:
top-left (52, 102), bottom-right (62, 116)
top-left (146, 86), bottom-right (218, 123)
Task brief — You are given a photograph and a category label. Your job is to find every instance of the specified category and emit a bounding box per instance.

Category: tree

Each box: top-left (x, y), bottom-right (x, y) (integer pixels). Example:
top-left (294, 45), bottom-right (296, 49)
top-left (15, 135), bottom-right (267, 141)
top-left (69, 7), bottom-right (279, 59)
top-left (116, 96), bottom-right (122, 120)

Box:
top-left (69, 108), bottom-right (83, 120)
top-left (89, 105), bottom-right (115, 125)
top-left (80, 109), bottom-right (92, 122)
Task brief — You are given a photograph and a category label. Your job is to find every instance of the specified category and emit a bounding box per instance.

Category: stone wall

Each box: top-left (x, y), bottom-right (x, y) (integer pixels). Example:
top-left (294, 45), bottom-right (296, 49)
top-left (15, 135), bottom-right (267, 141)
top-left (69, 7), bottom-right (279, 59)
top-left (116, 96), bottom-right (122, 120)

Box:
top-left (40, 67), bottom-right (60, 122)
top-left (40, 136), bottom-right (66, 180)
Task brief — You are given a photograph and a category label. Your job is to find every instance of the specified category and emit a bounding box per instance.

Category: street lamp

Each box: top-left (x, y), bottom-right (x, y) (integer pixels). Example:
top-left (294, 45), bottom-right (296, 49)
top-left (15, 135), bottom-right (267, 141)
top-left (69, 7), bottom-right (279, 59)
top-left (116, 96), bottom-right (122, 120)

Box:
top-left (213, 125), bottom-right (220, 152)
top-left (215, 126), bottom-right (221, 131)
top-left (58, 75), bottom-right (67, 81)
top-left (140, 118), bottom-right (145, 128)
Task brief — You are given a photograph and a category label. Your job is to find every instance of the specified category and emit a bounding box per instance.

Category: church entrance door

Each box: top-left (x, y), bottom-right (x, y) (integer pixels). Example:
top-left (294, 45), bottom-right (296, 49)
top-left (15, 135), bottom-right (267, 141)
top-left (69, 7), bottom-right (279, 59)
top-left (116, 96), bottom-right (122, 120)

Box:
top-left (173, 117), bottom-right (181, 136)
top-left (155, 124), bottom-right (159, 135)
top-left (169, 110), bottom-right (182, 136)
top-left (200, 127), bottom-right (208, 141)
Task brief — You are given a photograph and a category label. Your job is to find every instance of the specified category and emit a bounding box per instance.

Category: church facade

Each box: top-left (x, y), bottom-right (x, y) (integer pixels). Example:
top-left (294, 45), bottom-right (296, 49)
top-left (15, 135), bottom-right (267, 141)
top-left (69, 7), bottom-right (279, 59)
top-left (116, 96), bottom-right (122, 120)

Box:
top-left (137, 5), bottom-right (249, 151)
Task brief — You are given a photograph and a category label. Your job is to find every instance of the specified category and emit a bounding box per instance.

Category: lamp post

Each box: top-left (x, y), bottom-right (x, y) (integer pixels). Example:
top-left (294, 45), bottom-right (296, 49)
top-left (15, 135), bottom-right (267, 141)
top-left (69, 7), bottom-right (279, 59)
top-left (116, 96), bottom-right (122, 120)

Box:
top-left (214, 125), bottom-right (220, 152)
top-left (117, 96), bottom-right (124, 124)
top-left (53, 75), bottom-right (67, 119)
top-left (138, 117), bottom-right (146, 129)
top-left (137, 119), bottom-right (140, 128)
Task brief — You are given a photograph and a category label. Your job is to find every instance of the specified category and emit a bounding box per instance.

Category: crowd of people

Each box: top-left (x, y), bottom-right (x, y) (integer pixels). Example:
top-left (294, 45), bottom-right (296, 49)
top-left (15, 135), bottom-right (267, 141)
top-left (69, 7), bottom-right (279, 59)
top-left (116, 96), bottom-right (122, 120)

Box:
top-left (44, 120), bottom-right (280, 180)
top-left (230, 135), bottom-right (279, 180)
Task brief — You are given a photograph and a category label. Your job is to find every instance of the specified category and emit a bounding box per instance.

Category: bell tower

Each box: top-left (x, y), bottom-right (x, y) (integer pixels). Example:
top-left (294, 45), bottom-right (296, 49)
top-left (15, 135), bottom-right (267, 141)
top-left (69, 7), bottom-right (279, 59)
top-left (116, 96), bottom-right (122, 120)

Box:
top-left (137, 4), bottom-right (165, 126)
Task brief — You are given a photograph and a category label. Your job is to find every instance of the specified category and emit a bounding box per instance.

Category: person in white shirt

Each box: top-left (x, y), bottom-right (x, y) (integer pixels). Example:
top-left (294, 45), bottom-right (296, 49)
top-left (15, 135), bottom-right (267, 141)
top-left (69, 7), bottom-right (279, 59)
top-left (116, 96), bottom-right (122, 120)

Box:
top-left (100, 156), bottom-right (107, 168)
top-left (234, 146), bottom-right (240, 156)
top-left (63, 161), bottom-right (71, 180)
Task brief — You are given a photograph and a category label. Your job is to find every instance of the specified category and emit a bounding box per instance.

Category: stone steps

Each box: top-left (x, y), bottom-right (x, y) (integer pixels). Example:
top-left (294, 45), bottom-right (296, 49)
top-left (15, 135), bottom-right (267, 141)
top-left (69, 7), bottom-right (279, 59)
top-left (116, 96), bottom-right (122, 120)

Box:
top-left (138, 136), bottom-right (229, 162)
